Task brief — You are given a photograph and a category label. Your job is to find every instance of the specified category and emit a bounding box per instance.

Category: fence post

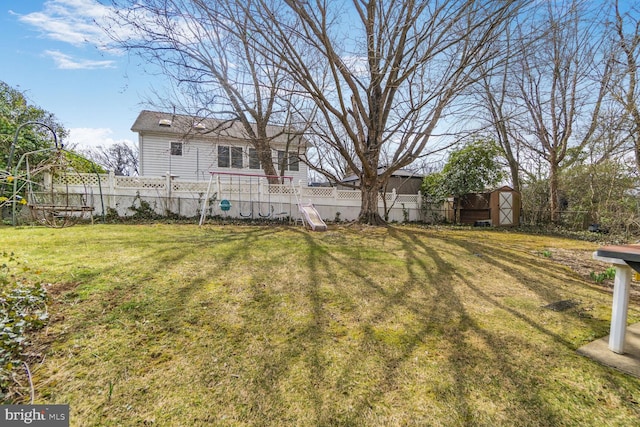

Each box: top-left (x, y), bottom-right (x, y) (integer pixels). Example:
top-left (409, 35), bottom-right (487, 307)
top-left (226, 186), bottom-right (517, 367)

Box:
top-left (215, 174), bottom-right (220, 202)
top-left (298, 180), bottom-right (305, 204)
top-left (165, 172), bottom-right (172, 199)
top-left (108, 171), bottom-right (116, 214)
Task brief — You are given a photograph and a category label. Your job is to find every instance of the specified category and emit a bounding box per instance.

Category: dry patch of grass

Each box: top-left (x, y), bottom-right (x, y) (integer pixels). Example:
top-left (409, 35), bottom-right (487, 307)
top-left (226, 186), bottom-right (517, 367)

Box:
top-left (1, 224), bottom-right (639, 426)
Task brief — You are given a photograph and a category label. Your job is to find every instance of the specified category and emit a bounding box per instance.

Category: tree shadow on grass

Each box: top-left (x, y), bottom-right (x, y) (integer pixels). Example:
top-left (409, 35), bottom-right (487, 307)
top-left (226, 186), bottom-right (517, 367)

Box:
top-left (230, 226), bottom-right (506, 424)
top-left (214, 225), bottom-right (603, 425)
top-left (230, 226), bottom-right (639, 425)
top-left (30, 225), bottom-right (640, 425)
top-left (375, 227), bottom-right (566, 424)
top-left (387, 227), bottom-right (640, 424)
top-left (424, 231), bottom-right (611, 340)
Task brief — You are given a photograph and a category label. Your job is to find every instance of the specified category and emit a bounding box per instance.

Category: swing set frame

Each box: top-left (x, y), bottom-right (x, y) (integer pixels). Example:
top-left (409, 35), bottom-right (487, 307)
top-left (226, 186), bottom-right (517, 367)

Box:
top-left (198, 171), bottom-right (297, 226)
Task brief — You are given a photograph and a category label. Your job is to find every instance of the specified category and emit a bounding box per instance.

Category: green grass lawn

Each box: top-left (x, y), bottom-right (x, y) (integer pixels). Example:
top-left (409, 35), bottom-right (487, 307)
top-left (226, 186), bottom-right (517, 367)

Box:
top-left (2, 223), bottom-right (640, 426)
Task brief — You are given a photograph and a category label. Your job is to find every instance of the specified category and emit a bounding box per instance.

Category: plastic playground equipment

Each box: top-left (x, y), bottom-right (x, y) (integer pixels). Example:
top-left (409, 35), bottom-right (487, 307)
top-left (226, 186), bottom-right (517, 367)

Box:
top-left (299, 203), bottom-right (327, 231)
top-left (1, 121), bottom-right (95, 227)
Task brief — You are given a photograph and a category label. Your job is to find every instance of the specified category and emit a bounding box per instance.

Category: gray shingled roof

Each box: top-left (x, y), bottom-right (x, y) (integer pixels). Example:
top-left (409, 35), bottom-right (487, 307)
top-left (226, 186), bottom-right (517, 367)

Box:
top-left (131, 110), bottom-right (305, 145)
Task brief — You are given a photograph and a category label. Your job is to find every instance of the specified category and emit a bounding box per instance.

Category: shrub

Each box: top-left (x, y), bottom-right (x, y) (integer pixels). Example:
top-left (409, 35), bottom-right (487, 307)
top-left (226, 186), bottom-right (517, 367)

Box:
top-left (0, 252), bottom-right (49, 402)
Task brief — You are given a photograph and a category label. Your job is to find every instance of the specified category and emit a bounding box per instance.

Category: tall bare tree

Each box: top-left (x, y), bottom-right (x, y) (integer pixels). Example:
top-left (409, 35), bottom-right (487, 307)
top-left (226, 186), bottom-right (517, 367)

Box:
top-left (106, 0), bottom-right (301, 179)
top-left (470, 11), bottom-right (535, 194)
top-left (245, 0), bottom-right (523, 224)
top-left (610, 0), bottom-right (640, 173)
top-left (502, 0), bottom-right (612, 223)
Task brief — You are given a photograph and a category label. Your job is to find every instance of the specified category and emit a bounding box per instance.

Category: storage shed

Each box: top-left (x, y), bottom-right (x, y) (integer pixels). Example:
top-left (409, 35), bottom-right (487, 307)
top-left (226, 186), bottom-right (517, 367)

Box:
top-left (458, 186), bottom-right (520, 227)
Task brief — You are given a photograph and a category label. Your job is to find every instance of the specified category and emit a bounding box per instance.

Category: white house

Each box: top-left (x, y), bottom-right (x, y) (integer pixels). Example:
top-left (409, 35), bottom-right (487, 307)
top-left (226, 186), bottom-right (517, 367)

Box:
top-left (131, 110), bottom-right (308, 182)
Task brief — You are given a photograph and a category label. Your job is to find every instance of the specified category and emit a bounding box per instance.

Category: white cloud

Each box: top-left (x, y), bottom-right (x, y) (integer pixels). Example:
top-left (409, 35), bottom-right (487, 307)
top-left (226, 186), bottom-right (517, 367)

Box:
top-left (16, 0), bottom-right (108, 46)
top-left (342, 55), bottom-right (369, 77)
top-left (45, 50), bottom-right (116, 69)
top-left (68, 127), bottom-right (133, 149)
top-left (14, 0), bottom-right (126, 51)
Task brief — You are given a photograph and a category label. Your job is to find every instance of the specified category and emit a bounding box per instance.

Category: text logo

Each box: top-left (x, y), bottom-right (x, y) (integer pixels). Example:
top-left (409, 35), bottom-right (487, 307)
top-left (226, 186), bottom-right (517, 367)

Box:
top-left (1, 405), bottom-right (69, 426)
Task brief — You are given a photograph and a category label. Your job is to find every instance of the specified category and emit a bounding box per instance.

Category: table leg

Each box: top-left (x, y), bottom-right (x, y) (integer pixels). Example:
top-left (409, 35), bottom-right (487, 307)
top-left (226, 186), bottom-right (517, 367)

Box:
top-left (609, 265), bottom-right (632, 354)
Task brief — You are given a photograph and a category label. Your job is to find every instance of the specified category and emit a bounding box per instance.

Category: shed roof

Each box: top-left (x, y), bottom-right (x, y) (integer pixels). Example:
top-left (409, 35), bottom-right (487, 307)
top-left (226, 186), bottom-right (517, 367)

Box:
top-left (131, 110), bottom-right (305, 146)
top-left (491, 185), bottom-right (517, 193)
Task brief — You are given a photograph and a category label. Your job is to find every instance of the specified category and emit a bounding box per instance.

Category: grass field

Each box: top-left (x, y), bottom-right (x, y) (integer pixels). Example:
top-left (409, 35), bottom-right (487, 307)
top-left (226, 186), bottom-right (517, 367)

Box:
top-left (2, 223), bottom-right (640, 426)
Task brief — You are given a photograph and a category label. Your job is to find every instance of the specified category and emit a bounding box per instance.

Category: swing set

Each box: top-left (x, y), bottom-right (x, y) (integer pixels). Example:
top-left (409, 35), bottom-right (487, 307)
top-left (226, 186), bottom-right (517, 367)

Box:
top-left (198, 171), bottom-right (297, 225)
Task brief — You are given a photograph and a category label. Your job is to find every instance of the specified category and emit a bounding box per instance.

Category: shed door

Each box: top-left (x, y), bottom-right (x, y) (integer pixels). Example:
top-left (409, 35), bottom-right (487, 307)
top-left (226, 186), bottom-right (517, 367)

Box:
top-left (499, 192), bottom-right (513, 225)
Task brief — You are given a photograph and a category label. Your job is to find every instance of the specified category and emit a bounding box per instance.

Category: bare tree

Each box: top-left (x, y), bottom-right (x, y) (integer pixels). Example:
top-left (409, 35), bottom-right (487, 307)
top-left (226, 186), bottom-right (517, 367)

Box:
top-left (474, 1), bottom-right (621, 196)
top-left (105, 0), bottom-right (302, 179)
top-left (610, 0), bottom-right (640, 173)
top-left (83, 142), bottom-right (139, 176)
top-left (582, 102), bottom-right (635, 165)
top-left (502, 0), bottom-right (612, 223)
top-left (244, 0), bottom-right (523, 224)
top-left (473, 21), bottom-right (525, 192)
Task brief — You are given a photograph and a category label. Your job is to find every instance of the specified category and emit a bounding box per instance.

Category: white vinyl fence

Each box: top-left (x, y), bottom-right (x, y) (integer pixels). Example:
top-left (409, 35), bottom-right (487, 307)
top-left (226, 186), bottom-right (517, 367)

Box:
top-left (51, 172), bottom-right (424, 223)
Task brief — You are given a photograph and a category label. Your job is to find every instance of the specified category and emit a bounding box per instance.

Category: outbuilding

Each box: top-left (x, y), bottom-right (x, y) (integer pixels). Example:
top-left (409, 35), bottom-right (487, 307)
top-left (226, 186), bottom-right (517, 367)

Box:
top-left (456, 186), bottom-right (521, 227)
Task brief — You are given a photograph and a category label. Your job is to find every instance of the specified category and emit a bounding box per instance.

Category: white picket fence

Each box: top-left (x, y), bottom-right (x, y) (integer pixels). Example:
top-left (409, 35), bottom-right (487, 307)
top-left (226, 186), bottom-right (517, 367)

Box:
top-left (52, 172), bottom-right (424, 223)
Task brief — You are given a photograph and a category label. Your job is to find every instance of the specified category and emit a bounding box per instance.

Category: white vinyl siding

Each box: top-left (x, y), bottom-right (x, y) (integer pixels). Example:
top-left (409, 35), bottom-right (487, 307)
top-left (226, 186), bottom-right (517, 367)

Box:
top-left (138, 132), bottom-right (308, 181)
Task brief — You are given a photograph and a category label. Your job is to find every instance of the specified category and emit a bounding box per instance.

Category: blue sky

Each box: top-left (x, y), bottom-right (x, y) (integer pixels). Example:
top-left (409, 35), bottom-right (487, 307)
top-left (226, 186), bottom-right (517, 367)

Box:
top-left (1, 0), bottom-right (157, 149)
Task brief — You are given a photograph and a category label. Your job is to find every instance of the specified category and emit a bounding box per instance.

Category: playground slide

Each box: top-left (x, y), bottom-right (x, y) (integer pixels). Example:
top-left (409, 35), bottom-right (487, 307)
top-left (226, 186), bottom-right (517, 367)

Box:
top-left (299, 203), bottom-right (327, 232)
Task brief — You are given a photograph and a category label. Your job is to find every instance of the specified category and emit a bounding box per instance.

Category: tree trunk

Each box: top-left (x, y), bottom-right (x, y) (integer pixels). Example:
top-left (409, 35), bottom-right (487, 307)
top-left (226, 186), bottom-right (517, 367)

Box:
top-left (358, 180), bottom-right (385, 225)
top-left (257, 148), bottom-right (276, 176)
top-left (254, 138), bottom-right (279, 183)
top-left (508, 158), bottom-right (521, 193)
top-left (549, 160), bottom-right (560, 224)
top-left (635, 141), bottom-right (640, 175)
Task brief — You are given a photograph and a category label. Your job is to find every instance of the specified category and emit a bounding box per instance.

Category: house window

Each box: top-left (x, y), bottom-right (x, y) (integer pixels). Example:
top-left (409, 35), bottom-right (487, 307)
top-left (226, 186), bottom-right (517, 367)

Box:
top-left (248, 148), bottom-right (260, 169)
top-left (218, 145), bottom-right (243, 168)
top-left (277, 150), bottom-right (286, 171)
top-left (218, 146), bottom-right (229, 167)
top-left (289, 153), bottom-right (299, 172)
top-left (231, 147), bottom-right (243, 168)
top-left (277, 151), bottom-right (299, 172)
top-left (170, 142), bottom-right (182, 156)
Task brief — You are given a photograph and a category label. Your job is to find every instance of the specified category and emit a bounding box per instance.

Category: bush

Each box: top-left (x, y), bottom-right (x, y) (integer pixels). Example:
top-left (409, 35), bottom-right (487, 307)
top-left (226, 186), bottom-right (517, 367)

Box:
top-left (0, 252), bottom-right (49, 403)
